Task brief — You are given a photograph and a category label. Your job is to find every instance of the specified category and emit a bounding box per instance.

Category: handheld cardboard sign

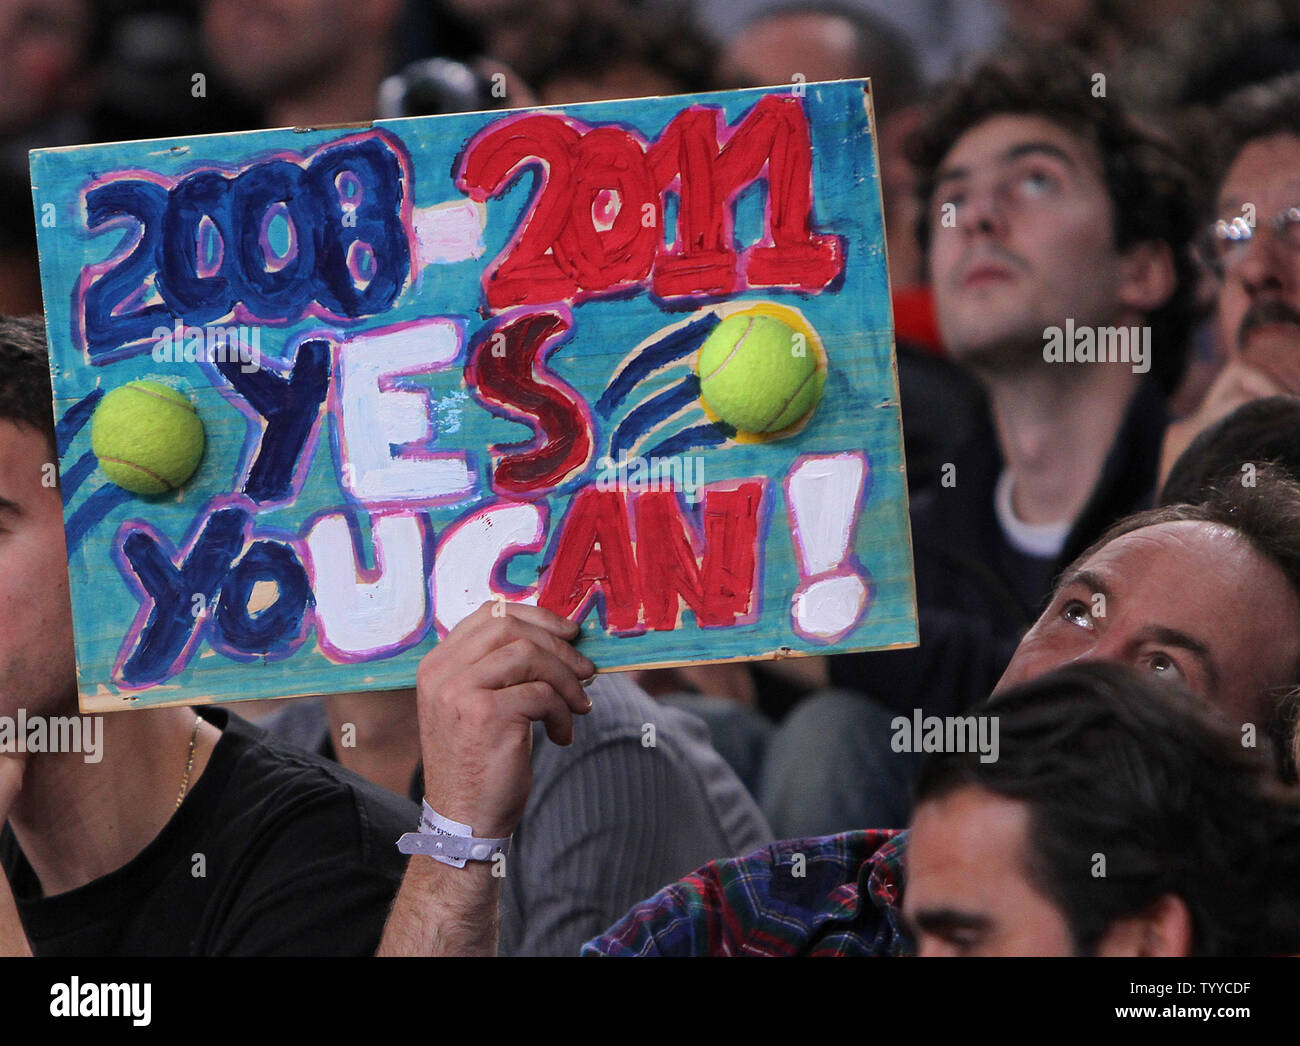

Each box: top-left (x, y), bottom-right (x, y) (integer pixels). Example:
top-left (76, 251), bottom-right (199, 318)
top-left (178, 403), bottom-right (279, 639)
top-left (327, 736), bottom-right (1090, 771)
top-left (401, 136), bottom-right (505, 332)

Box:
top-left (31, 79), bottom-right (917, 711)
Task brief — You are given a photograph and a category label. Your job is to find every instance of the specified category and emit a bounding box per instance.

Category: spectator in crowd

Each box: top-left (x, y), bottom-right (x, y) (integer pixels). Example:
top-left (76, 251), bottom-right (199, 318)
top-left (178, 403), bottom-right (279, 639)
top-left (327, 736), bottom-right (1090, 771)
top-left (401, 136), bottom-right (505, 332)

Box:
top-left (759, 48), bottom-right (1201, 835)
top-left (93, 2), bottom-right (260, 143)
top-left (632, 3), bottom-right (983, 753)
top-left (0, 0), bottom-right (101, 161)
top-left (641, 3), bottom-right (986, 742)
top-left (437, 0), bottom-right (714, 106)
top-left (903, 662), bottom-right (1300, 957)
top-left (997, 0), bottom-right (1287, 116)
top-left (201, 0), bottom-right (529, 126)
top-left (0, 317), bottom-right (417, 957)
top-left (715, 4), bottom-right (986, 514)
top-left (261, 670), bottom-right (772, 955)
top-left (202, 0), bottom-right (405, 126)
top-left (377, 471), bottom-right (1300, 955)
top-left (697, 0), bottom-right (1006, 85)
top-left (0, 0), bottom-right (103, 316)
top-left (1160, 395), bottom-right (1300, 506)
top-left (529, 1), bottom-right (715, 105)
top-left (1160, 72), bottom-right (1300, 481)
top-left (602, 663), bottom-right (1300, 956)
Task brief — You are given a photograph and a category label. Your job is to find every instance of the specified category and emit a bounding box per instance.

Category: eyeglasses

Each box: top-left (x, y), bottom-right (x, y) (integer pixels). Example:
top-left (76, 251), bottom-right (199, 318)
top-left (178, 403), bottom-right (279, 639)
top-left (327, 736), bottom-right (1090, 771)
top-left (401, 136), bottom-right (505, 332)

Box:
top-left (1199, 204), bottom-right (1300, 276)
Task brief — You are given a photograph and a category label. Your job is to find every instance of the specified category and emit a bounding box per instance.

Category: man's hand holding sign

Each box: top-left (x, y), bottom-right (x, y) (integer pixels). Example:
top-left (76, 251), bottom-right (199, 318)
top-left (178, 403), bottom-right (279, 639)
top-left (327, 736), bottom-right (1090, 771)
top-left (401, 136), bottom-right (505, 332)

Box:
top-left (380, 600), bottom-right (593, 956)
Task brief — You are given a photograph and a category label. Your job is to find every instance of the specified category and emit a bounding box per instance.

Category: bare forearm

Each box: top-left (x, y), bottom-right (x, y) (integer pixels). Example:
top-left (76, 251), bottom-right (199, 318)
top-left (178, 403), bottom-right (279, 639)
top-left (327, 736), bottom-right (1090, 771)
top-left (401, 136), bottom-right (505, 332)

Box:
top-left (378, 857), bottom-right (501, 957)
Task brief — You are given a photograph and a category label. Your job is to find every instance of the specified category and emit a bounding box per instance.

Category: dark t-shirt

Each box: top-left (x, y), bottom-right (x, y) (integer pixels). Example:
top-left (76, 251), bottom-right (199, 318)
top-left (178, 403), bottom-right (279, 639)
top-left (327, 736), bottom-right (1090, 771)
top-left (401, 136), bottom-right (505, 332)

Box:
top-left (0, 707), bottom-right (417, 956)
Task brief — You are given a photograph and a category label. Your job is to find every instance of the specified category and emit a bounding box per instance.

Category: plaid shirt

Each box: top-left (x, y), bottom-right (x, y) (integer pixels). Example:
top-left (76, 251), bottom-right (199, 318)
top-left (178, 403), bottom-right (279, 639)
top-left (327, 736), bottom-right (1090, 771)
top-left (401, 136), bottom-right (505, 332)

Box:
top-left (581, 830), bottom-right (912, 956)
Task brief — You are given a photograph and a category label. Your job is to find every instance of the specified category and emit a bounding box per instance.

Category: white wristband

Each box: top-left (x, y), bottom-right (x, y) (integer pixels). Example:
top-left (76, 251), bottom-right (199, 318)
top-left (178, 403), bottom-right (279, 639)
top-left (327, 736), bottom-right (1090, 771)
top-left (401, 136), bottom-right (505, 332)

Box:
top-left (396, 800), bottom-right (511, 868)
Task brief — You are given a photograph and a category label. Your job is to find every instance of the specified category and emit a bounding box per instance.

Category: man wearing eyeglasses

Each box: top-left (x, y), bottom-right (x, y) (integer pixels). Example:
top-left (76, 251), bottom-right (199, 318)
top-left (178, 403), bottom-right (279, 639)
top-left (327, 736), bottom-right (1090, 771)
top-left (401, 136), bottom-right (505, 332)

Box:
top-left (1160, 72), bottom-right (1300, 482)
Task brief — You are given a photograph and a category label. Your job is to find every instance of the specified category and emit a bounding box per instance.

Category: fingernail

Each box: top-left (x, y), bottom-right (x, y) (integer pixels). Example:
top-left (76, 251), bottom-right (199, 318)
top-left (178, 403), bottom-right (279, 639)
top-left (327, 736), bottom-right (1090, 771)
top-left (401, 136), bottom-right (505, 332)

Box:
top-left (581, 674), bottom-right (597, 687)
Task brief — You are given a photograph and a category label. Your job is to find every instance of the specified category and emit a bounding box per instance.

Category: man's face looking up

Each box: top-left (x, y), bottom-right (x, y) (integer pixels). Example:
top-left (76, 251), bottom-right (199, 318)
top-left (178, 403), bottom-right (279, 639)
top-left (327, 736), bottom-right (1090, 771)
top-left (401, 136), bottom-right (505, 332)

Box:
top-left (995, 519), bottom-right (1300, 728)
top-left (928, 114), bottom-right (1135, 370)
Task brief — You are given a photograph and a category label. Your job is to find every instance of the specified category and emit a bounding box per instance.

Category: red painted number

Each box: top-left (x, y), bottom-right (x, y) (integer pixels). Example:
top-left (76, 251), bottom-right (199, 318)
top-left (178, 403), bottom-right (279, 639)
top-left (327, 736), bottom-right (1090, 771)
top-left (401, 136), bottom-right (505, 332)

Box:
top-left (456, 95), bottom-right (844, 311)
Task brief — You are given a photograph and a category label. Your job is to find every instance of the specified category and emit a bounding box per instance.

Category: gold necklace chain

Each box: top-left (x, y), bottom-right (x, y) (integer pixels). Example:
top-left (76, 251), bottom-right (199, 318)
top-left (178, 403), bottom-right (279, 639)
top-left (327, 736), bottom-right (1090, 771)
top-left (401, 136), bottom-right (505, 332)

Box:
top-left (175, 714), bottom-right (201, 810)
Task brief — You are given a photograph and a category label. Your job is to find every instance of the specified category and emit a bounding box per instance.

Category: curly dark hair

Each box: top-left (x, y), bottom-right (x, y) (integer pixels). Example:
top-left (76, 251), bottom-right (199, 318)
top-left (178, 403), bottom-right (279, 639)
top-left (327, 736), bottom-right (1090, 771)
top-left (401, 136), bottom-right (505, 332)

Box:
top-left (0, 314), bottom-right (56, 455)
top-left (915, 660), bottom-right (1300, 956)
top-left (1158, 397), bottom-right (1300, 507)
top-left (907, 48), bottom-right (1203, 394)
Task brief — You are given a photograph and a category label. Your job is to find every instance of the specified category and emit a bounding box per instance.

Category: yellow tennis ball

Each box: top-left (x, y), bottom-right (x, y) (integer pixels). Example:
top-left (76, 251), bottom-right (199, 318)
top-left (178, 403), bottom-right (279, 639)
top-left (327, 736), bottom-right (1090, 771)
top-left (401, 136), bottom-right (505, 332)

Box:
top-left (91, 380), bottom-right (206, 495)
top-left (696, 313), bottom-right (825, 434)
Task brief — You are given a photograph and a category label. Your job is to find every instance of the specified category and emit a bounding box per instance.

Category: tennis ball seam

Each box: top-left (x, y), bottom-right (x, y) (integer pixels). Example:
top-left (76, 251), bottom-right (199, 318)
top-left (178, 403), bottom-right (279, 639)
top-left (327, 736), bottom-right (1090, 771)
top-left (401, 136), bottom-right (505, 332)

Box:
top-left (699, 316), bottom-right (756, 382)
top-left (97, 456), bottom-right (181, 491)
top-left (759, 364), bottom-right (822, 431)
top-left (127, 384), bottom-right (198, 414)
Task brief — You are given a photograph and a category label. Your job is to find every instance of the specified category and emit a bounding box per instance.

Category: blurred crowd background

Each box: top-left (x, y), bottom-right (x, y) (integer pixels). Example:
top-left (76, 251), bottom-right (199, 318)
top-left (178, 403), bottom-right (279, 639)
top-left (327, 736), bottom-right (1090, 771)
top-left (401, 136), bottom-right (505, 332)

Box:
top-left (2, 0), bottom-right (1297, 323)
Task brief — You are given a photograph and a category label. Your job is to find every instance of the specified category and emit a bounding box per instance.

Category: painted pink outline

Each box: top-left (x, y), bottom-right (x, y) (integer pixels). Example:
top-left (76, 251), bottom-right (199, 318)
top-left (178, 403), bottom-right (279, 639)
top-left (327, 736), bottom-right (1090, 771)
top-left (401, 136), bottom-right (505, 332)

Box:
top-left (432, 498), bottom-right (549, 638)
top-left (257, 201), bottom-right (298, 273)
top-left (298, 503), bottom-right (436, 664)
top-left (328, 315), bottom-right (475, 507)
top-left (783, 451), bottom-right (874, 644)
top-left (109, 492), bottom-right (254, 690)
top-left (73, 129), bottom-right (419, 361)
